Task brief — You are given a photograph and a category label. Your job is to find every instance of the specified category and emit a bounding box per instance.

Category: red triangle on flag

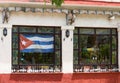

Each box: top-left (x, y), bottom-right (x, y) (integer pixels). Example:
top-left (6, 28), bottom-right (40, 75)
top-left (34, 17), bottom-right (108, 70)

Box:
top-left (20, 34), bottom-right (33, 50)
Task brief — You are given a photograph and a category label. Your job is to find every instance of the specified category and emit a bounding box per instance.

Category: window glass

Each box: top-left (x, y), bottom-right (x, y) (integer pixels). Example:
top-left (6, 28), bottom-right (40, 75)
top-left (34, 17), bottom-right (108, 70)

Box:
top-left (55, 35), bottom-right (61, 49)
top-left (96, 29), bottom-right (110, 34)
top-left (12, 50), bottom-right (18, 64)
top-left (74, 28), bottom-right (118, 72)
top-left (73, 51), bottom-right (78, 64)
top-left (80, 35), bottom-right (110, 64)
top-left (20, 53), bottom-right (54, 64)
top-left (74, 35), bottom-right (78, 49)
top-left (74, 28), bottom-right (78, 34)
top-left (12, 27), bottom-right (18, 32)
top-left (55, 28), bottom-right (61, 33)
top-left (20, 27), bottom-right (36, 32)
top-left (112, 36), bottom-right (117, 50)
top-left (12, 26), bottom-right (61, 73)
top-left (112, 51), bottom-right (117, 64)
top-left (38, 27), bottom-right (53, 33)
top-left (112, 29), bottom-right (116, 34)
top-left (80, 29), bottom-right (94, 34)
top-left (12, 33), bottom-right (18, 49)
top-left (55, 50), bottom-right (61, 65)
top-left (79, 35), bottom-right (88, 48)
top-left (98, 36), bottom-right (110, 64)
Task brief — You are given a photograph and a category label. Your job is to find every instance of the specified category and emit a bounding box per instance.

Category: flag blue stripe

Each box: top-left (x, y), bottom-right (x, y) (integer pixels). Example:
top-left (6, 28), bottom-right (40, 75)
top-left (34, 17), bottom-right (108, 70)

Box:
top-left (33, 41), bottom-right (54, 45)
top-left (21, 34), bottom-right (54, 53)
top-left (24, 34), bottom-right (53, 38)
top-left (21, 49), bottom-right (54, 53)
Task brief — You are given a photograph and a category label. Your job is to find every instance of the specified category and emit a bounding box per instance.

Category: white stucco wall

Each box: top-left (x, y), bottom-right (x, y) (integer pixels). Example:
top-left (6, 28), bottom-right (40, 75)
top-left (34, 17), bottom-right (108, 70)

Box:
top-left (75, 14), bottom-right (120, 28)
top-left (9, 12), bottom-right (66, 26)
top-left (9, 12), bottom-right (120, 28)
top-left (62, 26), bottom-right (74, 73)
top-left (0, 24), bottom-right (12, 73)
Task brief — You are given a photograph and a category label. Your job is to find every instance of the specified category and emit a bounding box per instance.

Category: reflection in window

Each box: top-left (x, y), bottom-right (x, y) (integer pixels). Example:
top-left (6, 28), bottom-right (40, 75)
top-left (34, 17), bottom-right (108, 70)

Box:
top-left (20, 27), bottom-right (36, 32)
top-left (80, 29), bottom-right (94, 34)
top-left (55, 35), bottom-right (61, 49)
top-left (96, 29), bottom-right (110, 34)
top-left (87, 35), bottom-right (96, 48)
top-left (74, 28), bottom-right (118, 72)
top-left (74, 35), bottom-right (78, 49)
top-left (20, 53), bottom-right (54, 64)
top-left (12, 34), bottom-right (18, 48)
top-left (38, 27), bottom-right (54, 33)
top-left (12, 50), bottom-right (18, 64)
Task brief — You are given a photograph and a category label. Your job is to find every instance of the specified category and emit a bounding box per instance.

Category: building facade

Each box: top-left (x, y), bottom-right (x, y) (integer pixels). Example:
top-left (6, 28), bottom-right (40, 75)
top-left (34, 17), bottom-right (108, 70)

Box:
top-left (0, 0), bottom-right (120, 73)
top-left (0, 0), bottom-right (120, 82)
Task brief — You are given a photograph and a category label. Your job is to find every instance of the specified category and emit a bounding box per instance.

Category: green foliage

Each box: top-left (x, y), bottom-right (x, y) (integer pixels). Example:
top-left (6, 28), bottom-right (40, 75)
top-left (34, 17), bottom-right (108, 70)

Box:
top-left (99, 44), bottom-right (110, 59)
top-left (51, 0), bottom-right (64, 7)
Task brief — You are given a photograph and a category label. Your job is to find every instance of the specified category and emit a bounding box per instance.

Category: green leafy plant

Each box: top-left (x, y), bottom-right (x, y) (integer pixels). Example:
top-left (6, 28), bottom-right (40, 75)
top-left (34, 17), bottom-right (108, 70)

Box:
top-left (51, 0), bottom-right (64, 7)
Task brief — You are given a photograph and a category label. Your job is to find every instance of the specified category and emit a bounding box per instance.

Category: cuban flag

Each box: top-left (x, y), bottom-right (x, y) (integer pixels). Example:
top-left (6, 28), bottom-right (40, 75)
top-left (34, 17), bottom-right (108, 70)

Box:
top-left (20, 34), bottom-right (54, 53)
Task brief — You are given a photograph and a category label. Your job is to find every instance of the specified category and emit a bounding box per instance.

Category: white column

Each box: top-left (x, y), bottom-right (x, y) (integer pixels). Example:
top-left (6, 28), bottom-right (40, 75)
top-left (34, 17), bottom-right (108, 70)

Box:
top-left (118, 27), bottom-right (120, 72)
top-left (61, 26), bottom-right (74, 73)
top-left (0, 24), bottom-right (12, 73)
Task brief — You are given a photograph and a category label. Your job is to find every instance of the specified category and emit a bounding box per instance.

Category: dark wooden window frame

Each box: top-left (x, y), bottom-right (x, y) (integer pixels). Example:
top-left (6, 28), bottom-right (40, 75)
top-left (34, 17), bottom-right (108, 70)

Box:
top-left (12, 25), bottom-right (62, 73)
top-left (74, 27), bottom-right (118, 72)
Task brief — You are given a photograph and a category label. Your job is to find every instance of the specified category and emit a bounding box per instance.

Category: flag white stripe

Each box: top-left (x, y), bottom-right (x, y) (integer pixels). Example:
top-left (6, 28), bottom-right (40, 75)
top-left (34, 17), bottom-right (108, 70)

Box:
top-left (26, 44), bottom-right (53, 49)
top-left (27, 37), bottom-right (53, 42)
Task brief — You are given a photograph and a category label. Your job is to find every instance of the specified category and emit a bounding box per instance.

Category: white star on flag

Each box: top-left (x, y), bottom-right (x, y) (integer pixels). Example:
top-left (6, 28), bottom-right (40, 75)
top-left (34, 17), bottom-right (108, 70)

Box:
top-left (21, 40), bottom-right (27, 46)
